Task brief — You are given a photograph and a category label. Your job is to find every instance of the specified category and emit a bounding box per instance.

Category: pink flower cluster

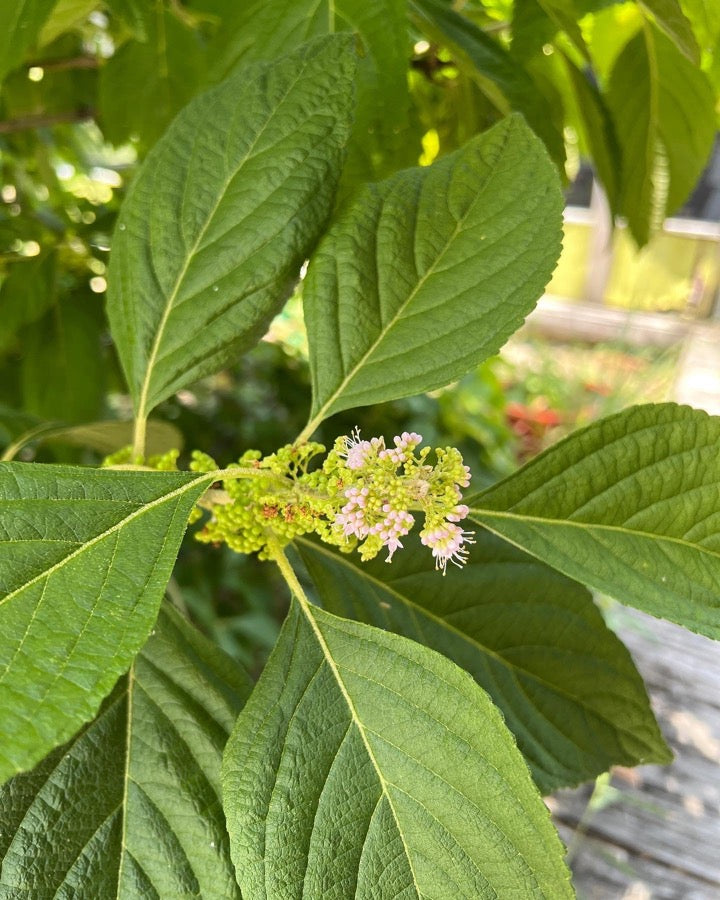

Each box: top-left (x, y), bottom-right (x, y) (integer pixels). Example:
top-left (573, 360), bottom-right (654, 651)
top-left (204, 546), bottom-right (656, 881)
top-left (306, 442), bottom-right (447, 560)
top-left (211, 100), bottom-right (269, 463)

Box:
top-left (335, 487), bottom-right (415, 561)
top-left (378, 431), bottom-right (423, 465)
top-left (341, 428), bottom-right (384, 470)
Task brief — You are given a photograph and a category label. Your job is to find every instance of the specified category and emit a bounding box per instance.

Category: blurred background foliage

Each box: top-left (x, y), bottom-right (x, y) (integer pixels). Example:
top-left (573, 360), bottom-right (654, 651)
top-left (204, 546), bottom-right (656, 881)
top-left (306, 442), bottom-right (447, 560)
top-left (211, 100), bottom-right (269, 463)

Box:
top-left (0, 0), bottom-right (716, 667)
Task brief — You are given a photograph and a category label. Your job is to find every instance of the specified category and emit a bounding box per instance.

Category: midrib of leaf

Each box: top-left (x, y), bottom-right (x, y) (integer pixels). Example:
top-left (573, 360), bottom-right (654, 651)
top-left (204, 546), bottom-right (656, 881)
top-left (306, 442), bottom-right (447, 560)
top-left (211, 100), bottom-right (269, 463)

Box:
top-left (469, 507), bottom-right (720, 561)
top-left (270, 536), bottom-right (422, 897)
top-left (133, 60), bottom-right (312, 441)
top-left (115, 666), bottom-right (134, 899)
top-left (295, 538), bottom-right (629, 723)
top-left (0, 472), bottom-right (212, 614)
top-left (299, 124), bottom-right (510, 441)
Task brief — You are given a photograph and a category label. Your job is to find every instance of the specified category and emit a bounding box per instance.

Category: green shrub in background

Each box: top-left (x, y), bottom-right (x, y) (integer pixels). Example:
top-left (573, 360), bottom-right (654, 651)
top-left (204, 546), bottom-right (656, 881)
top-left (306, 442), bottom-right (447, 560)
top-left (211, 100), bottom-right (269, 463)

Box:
top-left (0, 3), bottom-right (719, 897)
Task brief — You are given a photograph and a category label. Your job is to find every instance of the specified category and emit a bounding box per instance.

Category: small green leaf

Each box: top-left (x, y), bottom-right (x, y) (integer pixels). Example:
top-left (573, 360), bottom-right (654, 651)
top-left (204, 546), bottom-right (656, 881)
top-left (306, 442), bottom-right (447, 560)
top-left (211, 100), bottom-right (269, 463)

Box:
top-left (223, 599), bottom-right (573, 897)
top-left (0, 603), bottom-right (250, 898)
top-left (469, 403), bottom-right (720, 640)
top-left (20, 294), bottom-right (105, 424)
top-left (562, 54), bottom-right (621, 215)
top-left (104, 0), bottom-right (151, 39)
top-left (0, 253), bottom-right (55, 355)
top-left (639, 0), bottom-right (701, 62)
top-left (0, 463), bottom-right (214, 783)
top-left (296, 533), bottom-right (671, 793)
top-left (302, 114), bottom-right (563, 429)
top-left (607, 22), bottom-right (715, 245)
top-left (2, 419), bottom-right (183, 462)
top-left (98, 8), bottom-right (204, 147)
top-left (410, 0), bottom-right (566, 167)
top-left (0, 0), bottom-right (57, 83)
top-left (107, 35), bottom-right (357, 423)
top-left (37, 0), bottom-right (97, 46)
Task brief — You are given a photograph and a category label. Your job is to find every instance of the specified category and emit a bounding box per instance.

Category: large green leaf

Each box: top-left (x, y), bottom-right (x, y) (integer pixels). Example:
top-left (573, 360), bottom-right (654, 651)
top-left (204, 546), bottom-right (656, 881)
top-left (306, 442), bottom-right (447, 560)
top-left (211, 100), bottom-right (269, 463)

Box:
top-left (469, 404), bottom-right (720, 640)
top-left (98, 5), bottom-right (204, 147)
top-left (223, 598), bottom-right (573, 897)
top-left (0, 463), bottom-right (214, 784)
top-left (410, 0), bottom-right (566, 167)
top-left (639, 0), bottom-right (700, 62)
top-left (302, 114), bottom-right (562, 432)
top-left (209, 0), bottom-right (416, 185)
top-left (106, 35), bottom-right (357, 425)
top-left (296, 533), bottom-right (671, 793)
top-left (0, 0), bottom-right (57, 83)
top-left (0, 603), bottom-right (250, 898)
top-left (606, 22), bottom-right (715, 245)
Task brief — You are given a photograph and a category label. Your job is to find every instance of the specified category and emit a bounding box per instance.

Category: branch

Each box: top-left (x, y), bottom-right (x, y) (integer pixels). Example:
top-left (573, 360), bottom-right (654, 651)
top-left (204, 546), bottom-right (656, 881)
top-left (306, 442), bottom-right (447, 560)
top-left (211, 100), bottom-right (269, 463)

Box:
top-left (0, 107), bottom-right (95, 134)
top-left (25, 55), bottom-right (98, 72)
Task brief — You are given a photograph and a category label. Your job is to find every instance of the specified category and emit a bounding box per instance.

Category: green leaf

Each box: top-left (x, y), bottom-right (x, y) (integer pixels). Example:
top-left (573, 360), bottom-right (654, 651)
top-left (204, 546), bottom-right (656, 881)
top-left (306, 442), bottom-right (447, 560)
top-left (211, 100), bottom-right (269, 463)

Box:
top-left (410, 0), bottom-right (566, 168)
top-left (105, 0), bottom-right (150, 39)
top-left (107, 34), bottom-right (357, 424)
top-left (0, 0), bottom-right (57, 82)
top-left (302, 114), bottom-right (563, 430)
top-left (0, 603), bottom-right (250, 898)
top-left (606, 22), bottom-right (715, 246)
top-left (223, 598), bottom-right (573, 897)
top-left (0, 253), bottom-right (56, 355)
top-left (469, 403), bottom-right (720, 640)
top-left (562, 54), bottom-right (621, 214)
top-left (296, 533), bottom-right (671, 793)
top-left (639, 0), bottom-right (700, 62)
top-left (2, 419), bottom-right (183, 462)
top-left (98, 6), bottom-right (204, 147)
top-left (38, 0), bottom-right (97, 46)
top-left (209, 0), bottom-right (417, 185)
top-left (20, 293), bottom-right (106, 424)
top-left (0, 463), bottom-right (214, 784)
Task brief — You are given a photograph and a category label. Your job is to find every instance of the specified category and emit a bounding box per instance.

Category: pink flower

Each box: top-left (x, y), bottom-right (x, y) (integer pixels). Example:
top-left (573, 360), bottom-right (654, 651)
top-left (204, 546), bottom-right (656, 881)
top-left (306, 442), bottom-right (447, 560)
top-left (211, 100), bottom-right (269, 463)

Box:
top-left (420, 523), bottom-right (475, 574)
top-left (341, 427), bottom-right (384, 470)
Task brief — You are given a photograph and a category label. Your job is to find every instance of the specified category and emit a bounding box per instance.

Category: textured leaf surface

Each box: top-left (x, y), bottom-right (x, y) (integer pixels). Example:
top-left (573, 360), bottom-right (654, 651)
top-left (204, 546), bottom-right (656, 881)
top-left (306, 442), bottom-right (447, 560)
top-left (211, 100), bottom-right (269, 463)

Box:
top-left (297, 533), bottom-right (671, 793)
top-left (224, 598), bottom-right (573, 898)
top-left (607, 23), bottom-right (715, 245)
top-left (411, 0), bottom-right (566, 166)
top-left (469, 404), bottom-right (720, 639)
top-left (0, 603), bottom-right (249, 899)
top-left (209, 0), bottom-right (416, 184)
top-left (0, 463), bottom-right (213, 783)
top-left (107, 35), bottom-right (356, 420)
top-left (0, 0), bottom-right (57, 82)
top-left (303, 114), bottom-right (562, 427)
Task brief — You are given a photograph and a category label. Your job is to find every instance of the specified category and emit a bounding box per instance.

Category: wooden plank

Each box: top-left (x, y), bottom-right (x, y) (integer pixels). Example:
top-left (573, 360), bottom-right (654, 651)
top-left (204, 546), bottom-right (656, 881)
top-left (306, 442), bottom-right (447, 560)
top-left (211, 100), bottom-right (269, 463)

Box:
top-left (550, 608), bottom-right (720, 897)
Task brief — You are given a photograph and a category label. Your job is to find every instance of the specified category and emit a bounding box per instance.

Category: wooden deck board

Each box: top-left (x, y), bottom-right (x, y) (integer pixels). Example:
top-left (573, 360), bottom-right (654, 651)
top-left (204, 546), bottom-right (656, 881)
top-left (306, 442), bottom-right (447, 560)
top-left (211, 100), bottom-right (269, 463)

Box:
top-left (550, 608), bottom-right (720, 898)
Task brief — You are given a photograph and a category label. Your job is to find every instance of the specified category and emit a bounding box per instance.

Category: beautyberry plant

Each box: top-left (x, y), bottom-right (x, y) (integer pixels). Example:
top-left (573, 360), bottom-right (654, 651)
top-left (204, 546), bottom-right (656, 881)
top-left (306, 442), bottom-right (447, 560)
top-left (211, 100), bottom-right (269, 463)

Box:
top-left (0, 4), bottom-right (718, 899)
